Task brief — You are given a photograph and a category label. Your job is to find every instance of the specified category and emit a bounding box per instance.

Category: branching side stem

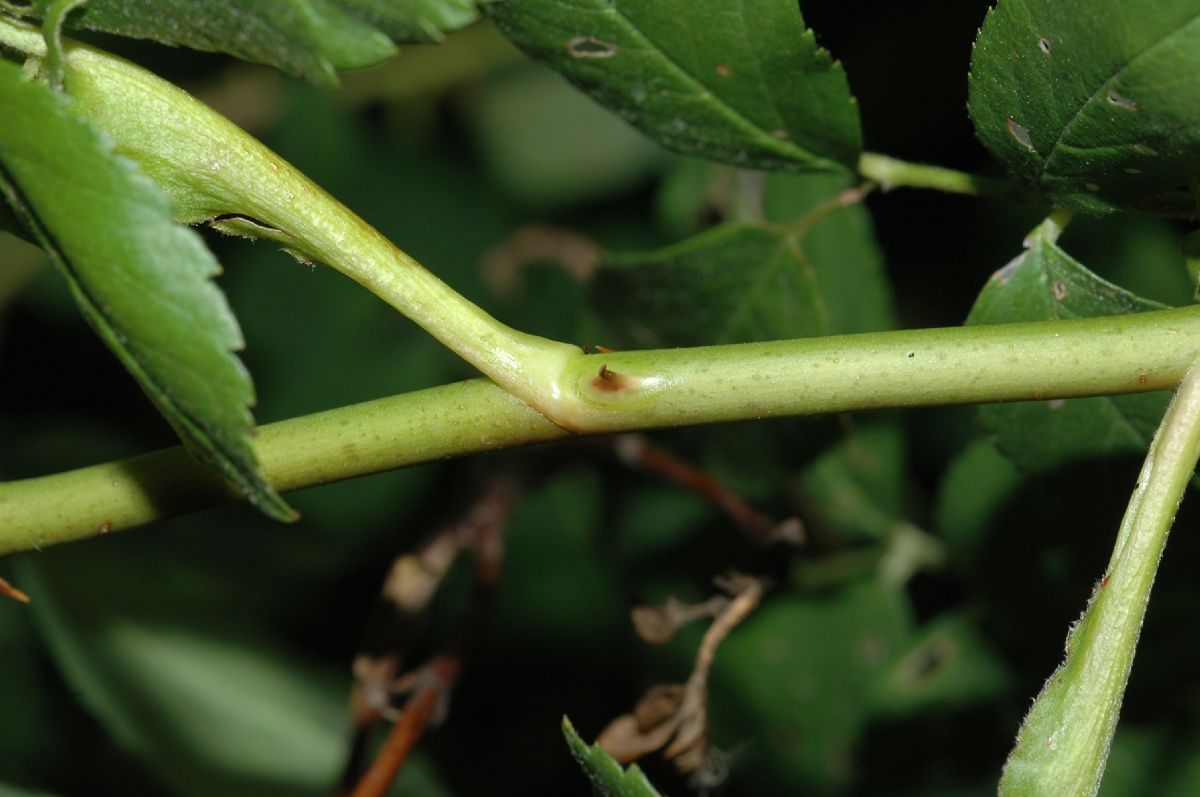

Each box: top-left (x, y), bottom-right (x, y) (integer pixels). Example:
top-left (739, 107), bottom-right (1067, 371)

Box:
top-left (1000, 363), bottom-right (1200, 796)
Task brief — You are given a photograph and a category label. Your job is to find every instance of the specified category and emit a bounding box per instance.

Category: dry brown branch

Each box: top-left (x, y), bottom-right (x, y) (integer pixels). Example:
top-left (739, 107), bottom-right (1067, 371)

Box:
top-left (348, 655), bottom-right (461, 797)
top-left (337, 473), bottom-right (519, 797)
top-left (598, 574), bottom-right (765, 782)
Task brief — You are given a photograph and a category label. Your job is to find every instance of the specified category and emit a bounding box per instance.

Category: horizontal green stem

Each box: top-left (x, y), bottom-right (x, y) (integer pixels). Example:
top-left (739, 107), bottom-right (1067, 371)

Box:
top-left (857, 152), bottom-right (1042, 203)
top-left (4, 307), bottom-right (1200, 554)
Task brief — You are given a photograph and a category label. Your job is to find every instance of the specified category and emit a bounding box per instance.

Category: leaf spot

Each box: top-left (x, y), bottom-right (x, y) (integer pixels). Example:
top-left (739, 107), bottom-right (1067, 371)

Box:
top-left (1048, 399), bottom-right (1066, 410)
top-left (1106, 89), bottom-right (1137, 111)
top-left (715, 63), bottom-right (732, 77)
top-left (1125, 168), bottom-right (1142, 174)
top-left (1005, 117), bottom-right (1035, 152)
top-left (1085, 182), bottom-right (1100, 191)
top-left (1133, 143), bottom-right (1159, 157)
top-left (1052, 280), bottom-right (1067, 301)
top-left (1037, 37), bottom-right (1052, 55)
top-left (770, 129), bottom-right (790, 140)
top-left (566, 35), bottom-right (618, 59)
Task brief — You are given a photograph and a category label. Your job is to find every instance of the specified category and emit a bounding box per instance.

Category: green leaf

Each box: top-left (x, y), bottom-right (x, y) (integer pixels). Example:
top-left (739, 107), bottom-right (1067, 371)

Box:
top-left (0, 785), bottom-right (60, 797)
top-left (467, 64), bottom-right (666, 209)
top-left (4, 0), bottom-right (478, 86)
top-left (593, 173), bottom-right (891, 348)
top-left (14, 552), bottom-right (351, 797)
top-left (562, 716), bottom-right (666, 797)
top-left (486, 0), bottom-right (861, 173)
top-left (712, 581), bottom-right (912, 792)
top-left (966, 221), bottom-right (1169, 473)
top-left (935, 439), bottom-right (1024, 571)
top-left (0, 60), bottom-right (291, 520)
top-left (868, 613), bottom-right (1011, 717)
top-left (798, 422), bottom-right (907, 544)
top-left (969, 0), bottom-right (1200, 214)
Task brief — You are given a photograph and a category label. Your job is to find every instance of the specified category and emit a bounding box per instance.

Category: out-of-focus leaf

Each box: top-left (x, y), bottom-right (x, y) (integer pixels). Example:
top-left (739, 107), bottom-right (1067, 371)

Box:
top-left (935, 439), bottom-right (1024, 572)
top-left (562, 717), bottom-right (665, 797)
top-left (487, 0), bottom-right (860, 173)
top-left (467, 65), bottom-right (665, 209)
top-left (4, 0), bottom-right (478, 86)
top-left (712, 581), bottom-right (912, 793)
top-left (869, 613), bottom-right (1011, 717)
top-left (18, 555), bottom-right (346, 797)
top-left (1097, 729), bottom-right (1166, 797)
top-left (13, 544), bottom-right (453, 797)
top-left (967, 229), bottom-right (1169, 473)
top-left (494, 469), bottom-right (628, 645)
top-left (593, 173), bottom-right (891, 348)
top-left (797, 422), bottom-right (906, 544)
top-left (969, 0), bottom-right (1200, 214)
top-left (0, 785), bottom-right (61, 797)
top-left (0, 60), bottom-right (290, 519)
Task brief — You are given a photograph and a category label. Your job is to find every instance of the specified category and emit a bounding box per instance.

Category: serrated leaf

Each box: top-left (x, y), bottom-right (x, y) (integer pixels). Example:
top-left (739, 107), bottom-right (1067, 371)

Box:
top-left (562, 717), bottom-right (666, 797)
top-left (593, 174), bottom-right (891, 347)
top-left (486, 0), bottom-right (860, 172)
top-left (969, 0), bottom-right (1200, 214)
top-left (5, 0), bottom-right (478, 86)
top-left (0, 60), bottom-right (292, 520)
top-left (967, 224), bottom-right (1169, 473)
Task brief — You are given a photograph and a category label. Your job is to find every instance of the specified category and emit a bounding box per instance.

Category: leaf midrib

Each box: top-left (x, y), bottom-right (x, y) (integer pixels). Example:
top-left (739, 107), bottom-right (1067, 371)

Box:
top-left (1037, 12), bottom-right (1200, 186)
top-left (594, 0), bottom-right (831, 169)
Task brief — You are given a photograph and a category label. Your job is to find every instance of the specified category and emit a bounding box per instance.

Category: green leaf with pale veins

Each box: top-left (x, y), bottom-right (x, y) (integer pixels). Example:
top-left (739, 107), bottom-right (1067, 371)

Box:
top-left (562, 717), bottom-right (665, 797)
top-left (3, 0), bottom-right (478, 86)
top-left (967, 223), bottom-right (1169, 473)
top-left (969, 0), bottom-right (1200, 214)
top-left (592, 173), bottom-right (892, 348)
top-left (0, 60), bottom-right (292, 520)
top-left (486, 0), bottom-right (860, 173)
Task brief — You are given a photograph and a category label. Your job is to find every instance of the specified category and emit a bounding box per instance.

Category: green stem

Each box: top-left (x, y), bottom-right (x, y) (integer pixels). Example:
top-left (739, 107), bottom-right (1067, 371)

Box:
top-left (857, 152), bottom-right (1042, 203)
top-left (0, 16), bottom-right (581, 420)
top-left (999, 363), bottom-right (1200, 797)
top-left (4, 307), bottom-right (1200, 554)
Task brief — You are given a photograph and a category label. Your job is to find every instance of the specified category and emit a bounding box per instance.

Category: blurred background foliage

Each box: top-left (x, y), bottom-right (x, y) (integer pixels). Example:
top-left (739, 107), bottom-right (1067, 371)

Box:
top-left (2, 1), bottom-right (1200, 795)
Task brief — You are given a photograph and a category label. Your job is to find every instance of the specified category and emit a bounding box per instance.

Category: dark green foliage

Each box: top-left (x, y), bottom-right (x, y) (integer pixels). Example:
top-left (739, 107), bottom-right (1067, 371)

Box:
top-left (593, 172), bottom-right (892, 348)
top-left (7, 2), bottom-right (1200, 796)
top-left (967, 231), bottom-right (1170, 473)
top-left (969, 0), bottom-right (1200, 214)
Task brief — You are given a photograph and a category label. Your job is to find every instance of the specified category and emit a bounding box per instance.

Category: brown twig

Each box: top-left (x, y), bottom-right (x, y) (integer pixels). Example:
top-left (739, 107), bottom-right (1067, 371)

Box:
top-left (348, 655), bottom-right (461, 797)
top-left (613, 434), bottom-right (804, 546)
top-left (337, 473), bottom-right (518, 797)
top-left (0, 576), bottom-right (29, 603)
